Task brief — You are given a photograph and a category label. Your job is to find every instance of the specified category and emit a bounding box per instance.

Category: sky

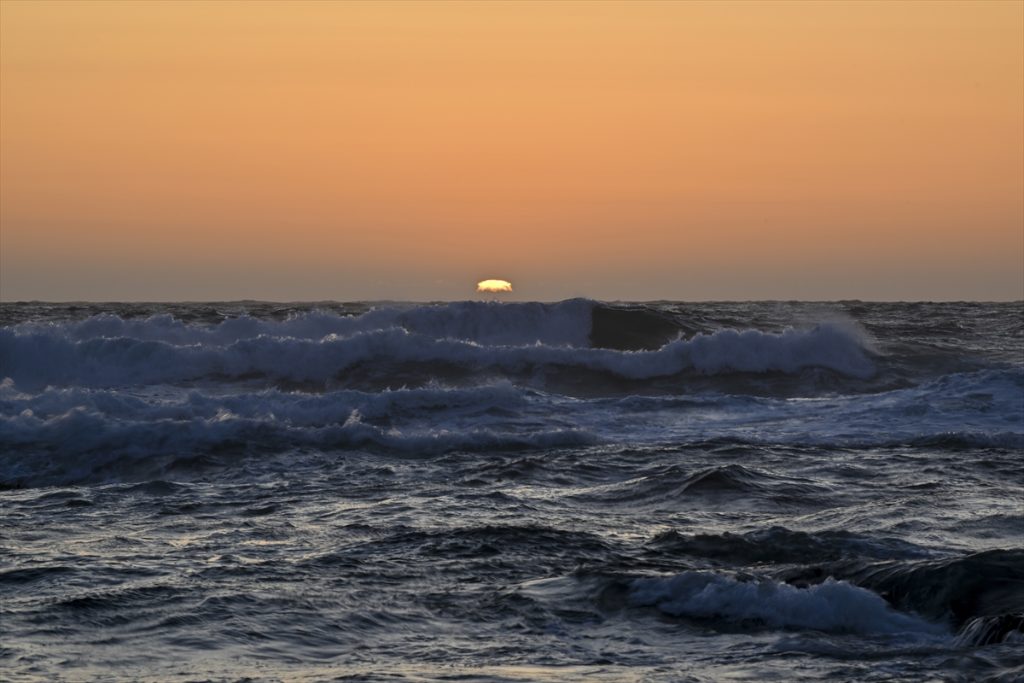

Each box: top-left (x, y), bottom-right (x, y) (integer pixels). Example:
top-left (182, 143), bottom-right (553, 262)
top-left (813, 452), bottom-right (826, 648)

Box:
top-left (1, 0), bottom-right (1021, 302)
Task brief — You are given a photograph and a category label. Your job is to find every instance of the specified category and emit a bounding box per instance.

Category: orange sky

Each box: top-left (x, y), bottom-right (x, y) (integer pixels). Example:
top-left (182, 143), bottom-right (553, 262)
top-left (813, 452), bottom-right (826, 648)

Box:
top-left (2, 0), bottom-right (1021, 301)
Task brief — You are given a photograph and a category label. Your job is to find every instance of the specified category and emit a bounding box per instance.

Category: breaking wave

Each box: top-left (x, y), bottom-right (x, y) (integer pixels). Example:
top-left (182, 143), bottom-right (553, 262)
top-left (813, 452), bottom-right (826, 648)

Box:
top-left (519, 569), bottom-right (949, 638)
top-left (627, 571), bottom-right (947, 636)
top-left (0, 301), bottom-right (876, 390)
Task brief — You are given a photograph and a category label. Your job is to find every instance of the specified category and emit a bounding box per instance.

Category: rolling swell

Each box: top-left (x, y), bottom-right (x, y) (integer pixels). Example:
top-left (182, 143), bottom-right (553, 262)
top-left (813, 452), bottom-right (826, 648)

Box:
top-left (646, 526), bottom-right (935, 565)
top-left (568, 463), bottom-right (832, 508)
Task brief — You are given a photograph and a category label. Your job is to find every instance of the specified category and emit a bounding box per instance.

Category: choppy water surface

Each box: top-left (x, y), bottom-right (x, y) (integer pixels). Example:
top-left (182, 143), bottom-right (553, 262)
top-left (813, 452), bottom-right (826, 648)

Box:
top-left (1, 300), bottom-right (1022, 682)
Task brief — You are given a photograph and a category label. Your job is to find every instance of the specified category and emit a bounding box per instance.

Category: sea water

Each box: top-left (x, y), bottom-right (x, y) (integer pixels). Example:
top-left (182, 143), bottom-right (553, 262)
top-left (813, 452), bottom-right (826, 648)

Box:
top-left (1, 300), bottom-right (1022, 681)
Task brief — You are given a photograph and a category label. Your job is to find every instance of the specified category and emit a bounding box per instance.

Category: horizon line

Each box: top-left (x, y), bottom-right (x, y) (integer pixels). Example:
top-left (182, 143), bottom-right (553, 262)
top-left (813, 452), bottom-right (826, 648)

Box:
top-left (3, 297), bottom-right (1022, 305)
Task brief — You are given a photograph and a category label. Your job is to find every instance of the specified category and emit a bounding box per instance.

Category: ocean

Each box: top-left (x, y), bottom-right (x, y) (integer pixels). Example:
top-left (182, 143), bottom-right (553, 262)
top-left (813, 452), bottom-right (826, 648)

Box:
top-left (1, 299), bottom-right (1022, 682)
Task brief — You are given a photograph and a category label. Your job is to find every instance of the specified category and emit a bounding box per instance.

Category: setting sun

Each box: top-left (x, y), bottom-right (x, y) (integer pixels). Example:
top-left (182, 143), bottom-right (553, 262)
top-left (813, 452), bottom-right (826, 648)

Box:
top-left (476, 279), bottom-right (513, 293)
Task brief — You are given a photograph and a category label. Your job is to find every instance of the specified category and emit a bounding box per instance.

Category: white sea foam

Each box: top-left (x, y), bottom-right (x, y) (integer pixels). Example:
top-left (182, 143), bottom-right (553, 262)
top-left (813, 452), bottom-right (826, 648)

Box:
top-left (0, 380), bottom-right (529, 426)
top-left (0, 398), bottom-right (597, 486)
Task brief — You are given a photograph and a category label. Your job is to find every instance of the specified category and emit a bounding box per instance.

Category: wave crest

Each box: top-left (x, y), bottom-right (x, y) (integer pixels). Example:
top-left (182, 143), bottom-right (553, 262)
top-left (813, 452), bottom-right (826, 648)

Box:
top-left (0, 303), bottom-right (875, 390)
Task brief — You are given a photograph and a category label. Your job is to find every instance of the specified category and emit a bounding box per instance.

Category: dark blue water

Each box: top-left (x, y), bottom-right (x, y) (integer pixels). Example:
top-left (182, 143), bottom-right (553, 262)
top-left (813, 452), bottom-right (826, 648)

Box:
top-left (2, 300), bottom-right (1022, 681)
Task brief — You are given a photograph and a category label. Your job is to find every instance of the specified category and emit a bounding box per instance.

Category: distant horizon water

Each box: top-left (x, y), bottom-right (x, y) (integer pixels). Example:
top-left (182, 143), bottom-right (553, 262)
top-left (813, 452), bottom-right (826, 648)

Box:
top-left (3, 296), bottom-right (1024, 304)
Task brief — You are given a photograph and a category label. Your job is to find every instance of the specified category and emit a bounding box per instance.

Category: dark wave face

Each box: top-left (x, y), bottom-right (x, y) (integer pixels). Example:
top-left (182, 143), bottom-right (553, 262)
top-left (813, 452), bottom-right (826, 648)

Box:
top-left (1, 300), bottom-right (1022, 682)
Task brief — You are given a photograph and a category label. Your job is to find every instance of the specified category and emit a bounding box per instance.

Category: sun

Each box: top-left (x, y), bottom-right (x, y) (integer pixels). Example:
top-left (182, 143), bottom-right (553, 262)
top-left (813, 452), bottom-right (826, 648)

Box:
top-left (476, 279), bottom-right (513, 293)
